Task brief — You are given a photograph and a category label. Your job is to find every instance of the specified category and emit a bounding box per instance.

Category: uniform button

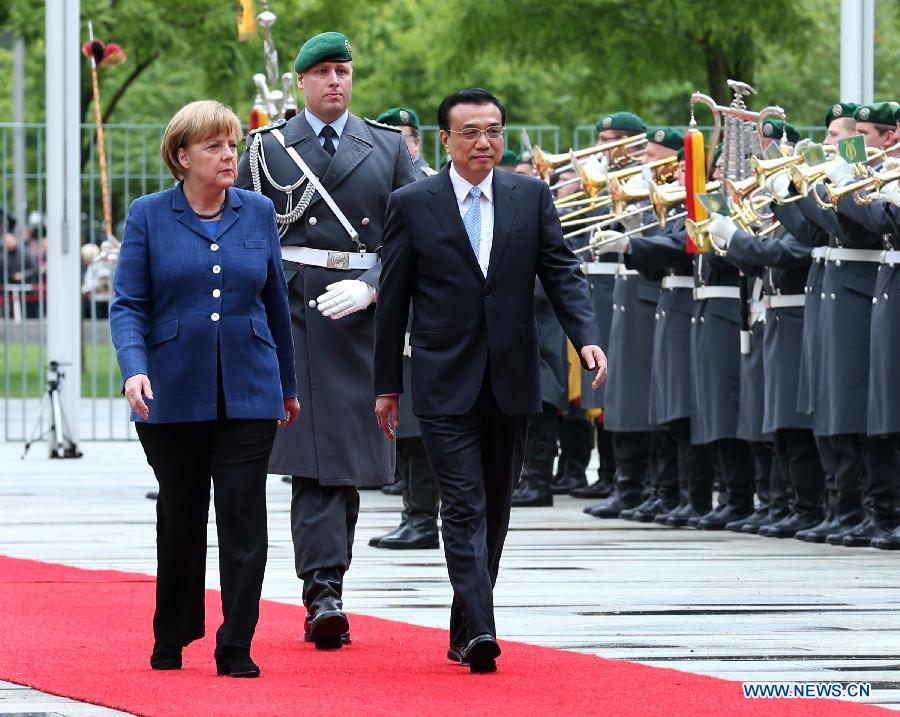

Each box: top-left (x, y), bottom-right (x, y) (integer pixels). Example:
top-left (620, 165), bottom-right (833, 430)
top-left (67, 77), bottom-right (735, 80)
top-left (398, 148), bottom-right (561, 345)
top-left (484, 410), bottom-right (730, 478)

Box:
top-left (820, 292), bottom-right (825, 300)
top-left (309, 216), bottom-right (317, 226)
top-left (210, 243), bottom-right (219, 252)
top-left (661, 311), bottom-right (666, 318)
top-left (691, 317), bottom-right (696, 324)
top-left (873, 297), bottom-right (878, 304)
top-left (212, 264), bottom-right (221, 274)
top-left (835, 259), bottom-right (842, 267)
top-left (212, 289), bottom-right (221, 298)
top-left (700, 316), bottom-right (705, 323)
top-left (361, 217), bottom-right (370, 226)
top-left (884, 293), bottom-right (889, 300)
top-left (655, 313), bottom-right (660, 320)
top-left (805, 287), bottom-right (810, 294)
top-left (621, 305), bottom-right (626, 312)
top-left (830, 293), bottom-right (836, 300)
top-left (211, 312), bottom-right (220, 322)
top-left (612, 303), bottom-right (617, 310)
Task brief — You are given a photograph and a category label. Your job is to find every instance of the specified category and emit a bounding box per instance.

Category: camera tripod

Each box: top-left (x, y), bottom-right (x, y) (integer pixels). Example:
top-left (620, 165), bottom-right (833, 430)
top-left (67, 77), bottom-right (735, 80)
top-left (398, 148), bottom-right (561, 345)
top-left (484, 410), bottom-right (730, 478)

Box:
top-left (22, 360), bottom-right (83, 459)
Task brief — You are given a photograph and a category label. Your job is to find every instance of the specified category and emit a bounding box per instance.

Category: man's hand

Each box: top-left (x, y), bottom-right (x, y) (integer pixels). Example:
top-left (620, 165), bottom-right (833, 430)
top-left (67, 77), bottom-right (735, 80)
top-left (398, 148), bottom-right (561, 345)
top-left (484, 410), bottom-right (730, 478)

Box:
top-left (765, 170), bottom-right (792, 200)
top-left (580, 345), bottom-right (608, 389)
top-left (591, 229), bottom-right (629, 256)
top-left (375, 394), bottom-right (400, 440)
top-left (123, 373), bottom-right (153, 420)
top-left (707, 212), bottom-right (739, 252)
top-left (280, 397), bottom-right (300, 428)
top-left (874, 180), bottom-right (900, 207)
top-left (315, 280), bottom-right (375, 320)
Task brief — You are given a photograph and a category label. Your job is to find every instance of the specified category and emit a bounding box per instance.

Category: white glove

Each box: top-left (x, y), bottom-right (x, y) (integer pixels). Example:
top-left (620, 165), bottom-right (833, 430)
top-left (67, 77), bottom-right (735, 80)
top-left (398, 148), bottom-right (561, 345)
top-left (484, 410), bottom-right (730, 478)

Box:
top-left (765, 171), bottom-right (792, 200)
top-left (622, 173), bottom-right (649, 194)
top-left (315, 279), bottom-right (375, 320)
top-left (794, 137), bottom-right (814, 156)
top-left (591, 229), bottom-right (629, 255)
top-left (707, 212), bottom-right (738, 252)
top-left (619, 207), bottom-right (646, 232)
top-left (825, 156), bottom-right (855, 187)
top-left (874, 180), bottom-right (900, 207)
top-left (881, 156), bottom-right (900, 173)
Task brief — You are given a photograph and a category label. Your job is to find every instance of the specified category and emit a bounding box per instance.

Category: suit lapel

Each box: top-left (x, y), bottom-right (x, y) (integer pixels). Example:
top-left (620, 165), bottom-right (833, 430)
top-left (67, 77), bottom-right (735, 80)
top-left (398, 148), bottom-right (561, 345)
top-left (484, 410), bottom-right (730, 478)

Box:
top-left (215, 189), bottom-right (243, 239)
top-left (172, 183), bottom-right (228, 243)
top-left (427, 169), bottom-right (484, 281)
top-left (320, 114), bottom-right (373, 191)
top-left (485, 170), bottom-right (518, 284)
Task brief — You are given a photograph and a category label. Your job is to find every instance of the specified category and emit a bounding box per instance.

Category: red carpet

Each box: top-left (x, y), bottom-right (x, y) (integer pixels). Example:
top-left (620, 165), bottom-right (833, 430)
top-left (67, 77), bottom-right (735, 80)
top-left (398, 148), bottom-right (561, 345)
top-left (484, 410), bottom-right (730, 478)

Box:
top-left (0, 555), bottom-right (889, 717)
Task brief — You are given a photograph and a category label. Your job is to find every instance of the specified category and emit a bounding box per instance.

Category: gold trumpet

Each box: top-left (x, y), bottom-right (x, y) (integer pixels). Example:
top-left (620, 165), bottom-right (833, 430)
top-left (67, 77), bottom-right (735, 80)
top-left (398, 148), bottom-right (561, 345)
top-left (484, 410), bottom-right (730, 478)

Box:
top-left (825, 165), bottom-right (900, 206)
top-left (687, 204), bottom-right (780, 257)
top-left (575, 155), bottom-right (679, 201)
top-left (648, 180), bottom-right (721, 227)
top-left (533, 133), bottom-right (647, 182)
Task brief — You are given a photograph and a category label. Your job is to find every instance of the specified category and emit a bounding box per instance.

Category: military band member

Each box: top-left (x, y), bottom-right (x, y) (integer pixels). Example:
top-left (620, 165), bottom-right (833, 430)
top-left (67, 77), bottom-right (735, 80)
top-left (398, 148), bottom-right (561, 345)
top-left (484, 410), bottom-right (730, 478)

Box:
top-left (236, 31), bottom-right (416, 649)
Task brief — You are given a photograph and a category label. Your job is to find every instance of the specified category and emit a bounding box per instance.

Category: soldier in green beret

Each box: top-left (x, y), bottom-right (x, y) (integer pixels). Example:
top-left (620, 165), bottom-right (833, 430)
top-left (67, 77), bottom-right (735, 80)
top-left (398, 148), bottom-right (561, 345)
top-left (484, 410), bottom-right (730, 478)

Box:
top-left (595, 111), bottom-right (647, 168)
top-left (760, 118), bottom-right (801, 146)
top-left (824, 102), bottom-right (858, 143)
top-left (237, 30), bottom-right (416, 651)
top-left (375, 106), bottom-right (437, 179)
top-left (853, 102), bottom-right (900, 157)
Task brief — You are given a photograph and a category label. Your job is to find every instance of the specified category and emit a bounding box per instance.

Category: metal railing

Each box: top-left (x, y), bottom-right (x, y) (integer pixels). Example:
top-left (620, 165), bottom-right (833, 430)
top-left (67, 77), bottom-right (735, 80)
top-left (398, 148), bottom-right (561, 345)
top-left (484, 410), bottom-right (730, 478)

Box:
top-left (572, 124), bottom-right (827, 149)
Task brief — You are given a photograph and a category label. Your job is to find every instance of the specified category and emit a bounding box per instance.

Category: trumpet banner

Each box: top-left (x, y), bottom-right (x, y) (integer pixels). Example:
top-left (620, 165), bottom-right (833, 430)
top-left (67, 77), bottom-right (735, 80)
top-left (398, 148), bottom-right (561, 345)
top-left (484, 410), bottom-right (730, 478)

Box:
top-left (683, 128), bottom-right (706, 254)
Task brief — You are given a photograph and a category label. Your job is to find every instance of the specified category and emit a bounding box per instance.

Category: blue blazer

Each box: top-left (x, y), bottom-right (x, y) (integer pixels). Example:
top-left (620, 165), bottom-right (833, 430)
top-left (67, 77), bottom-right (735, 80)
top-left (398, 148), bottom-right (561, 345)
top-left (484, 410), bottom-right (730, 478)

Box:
top-left (110, 184), bottom-right (297, 423)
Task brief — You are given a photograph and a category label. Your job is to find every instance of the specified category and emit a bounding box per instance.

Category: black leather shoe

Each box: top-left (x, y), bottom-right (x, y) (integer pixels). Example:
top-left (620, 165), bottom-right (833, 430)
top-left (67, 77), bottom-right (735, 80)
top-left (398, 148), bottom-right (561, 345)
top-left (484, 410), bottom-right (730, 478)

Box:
top-left (583, 494), bottom-right (642, 519)
top-left (570, 481), bottom-right (615, 500)
top-left (824, 514), bottom-right (868, 545)
top-left (511, 484), bottom-right (553, 507)
top-left (374, 522), bottom-right (439, 550)
top-left (381, 481), bottom-right (405, 496)
top-left (214, 646), bottom-right (260, 678)
top-left (840, 518), bottom-right (894, 547)
top-left (759, 511), bottom-right (824, 539)
top-left (306, 609), bottom-right (350, 650)
top-left (305, 625), bottom-right (351, 646)
top-left (727, 507), bottom-right (770, 533)
top-left (447, 643), bottom-right (466, 664)
top-left (551, 474), bottom-right (588, 495)
top-left (663, 503), bottom-right (710, 528)
top-left (697, 505), bottom-right (753, 530)
top-left (462, 634), bottom-right (501, 674)
top-left (794, 514), bottom-right (840, 543)
top-left (150, 644), bottom-right (182, 670)
top-left (633, 497), bottom-right (678, 522)
top-left (871, 526), bottom-right (900, 550)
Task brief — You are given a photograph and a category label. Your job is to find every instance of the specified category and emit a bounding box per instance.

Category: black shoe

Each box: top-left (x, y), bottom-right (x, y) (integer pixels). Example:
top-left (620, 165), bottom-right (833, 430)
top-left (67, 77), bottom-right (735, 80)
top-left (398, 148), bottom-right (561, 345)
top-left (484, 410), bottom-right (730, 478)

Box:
top-left (697, 505), bottom-right (753, 530)
top-left (633, 497), bottom-right (678, 522)
top-left (583, 494), bottom-right (641, 519)
top-left (794, 514), bottom-right (840, 543)
top-left (304, 627), bottom-right (351, 646)
top-left (663, 503), bottom-right (710, 528)
top-left (511, 484), bottom-right (553, 507)
top-left (824, 513), bottom-right (868, 545)
top-left (686, 503), bottom-right (726, 529)
top-left (306, 609), bottom-right (350, 650)
top-left (150, 644), bottom-right (182, 670)
top-left (381, 481), bottom-right (405, 496)
top-left (840, 518), bottom-right (894, 547)
top-left (214, 646), bottom-right (260, 678)
top-left (145, 490), bottom-right (158, 501)
top-left (372, 522), bottom-right (439, 550)
top-left (551, 474), bottom-right (588, 495)
top-left (447, 643), bottom-right (466, 665)
top-left (759, 511), bottom-right (825, 539)
top-left (570, 481), bottom-right (615, 500)
top-left (727, 507), bottom-right (770, 533)
top-left (461, 634), bottom-right (501, 674)
top-left (871, 526), bottom-right (900, 550)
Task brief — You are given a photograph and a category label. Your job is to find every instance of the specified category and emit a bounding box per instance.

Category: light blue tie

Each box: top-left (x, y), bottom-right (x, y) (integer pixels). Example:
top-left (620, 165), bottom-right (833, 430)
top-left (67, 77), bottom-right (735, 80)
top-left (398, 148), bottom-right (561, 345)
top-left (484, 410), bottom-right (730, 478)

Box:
top-left (463, 186), bottom-right (482, 258)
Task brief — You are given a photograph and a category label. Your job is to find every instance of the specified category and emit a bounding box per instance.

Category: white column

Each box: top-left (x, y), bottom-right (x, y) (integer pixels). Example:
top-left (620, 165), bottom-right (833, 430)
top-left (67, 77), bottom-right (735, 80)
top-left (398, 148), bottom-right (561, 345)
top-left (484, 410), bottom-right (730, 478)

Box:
top-left (841, 0), bottom-right (875, 103)
top-left (45, 0), bottom-right (81, 449)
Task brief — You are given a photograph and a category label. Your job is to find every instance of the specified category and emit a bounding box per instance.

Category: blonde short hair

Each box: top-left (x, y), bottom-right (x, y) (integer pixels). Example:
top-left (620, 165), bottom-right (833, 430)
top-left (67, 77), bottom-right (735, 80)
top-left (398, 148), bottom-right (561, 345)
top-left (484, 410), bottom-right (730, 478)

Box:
top-left (160, 100), bottom-right (243, 180)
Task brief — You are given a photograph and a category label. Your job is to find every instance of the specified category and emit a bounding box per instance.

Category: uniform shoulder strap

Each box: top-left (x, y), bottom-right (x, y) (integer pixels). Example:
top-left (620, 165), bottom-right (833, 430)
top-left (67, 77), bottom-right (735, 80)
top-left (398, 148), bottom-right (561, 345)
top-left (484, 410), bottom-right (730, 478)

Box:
top-left (248, 118), bottom-right (287, 137)
top-left (363, 117), bottom-right (402, 133)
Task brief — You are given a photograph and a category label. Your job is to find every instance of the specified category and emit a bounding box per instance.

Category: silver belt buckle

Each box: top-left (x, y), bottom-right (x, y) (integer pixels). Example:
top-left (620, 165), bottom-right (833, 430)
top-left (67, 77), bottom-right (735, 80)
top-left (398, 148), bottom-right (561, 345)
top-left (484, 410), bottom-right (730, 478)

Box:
top-left (327, 250), bottom-right (351, 270)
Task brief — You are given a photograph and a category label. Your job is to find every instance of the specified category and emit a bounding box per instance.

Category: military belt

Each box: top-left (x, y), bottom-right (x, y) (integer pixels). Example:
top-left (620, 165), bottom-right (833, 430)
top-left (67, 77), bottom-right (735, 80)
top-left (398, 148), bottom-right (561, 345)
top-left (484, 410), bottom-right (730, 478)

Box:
top-left (616, 264), bottom-right (640, 277)
top-left (883, 250), bottom-right (900, 266)
top-left (582, 262), bottom-right (619, 275)
top-left (281, 246), bottom-right (378, 270)
top-left (693, 286), bottom-right (740, 300)
top-left (661, 275), bottom-right (694, 290)
top-left (810, 247), bottom-right (829, 261)
top-left (826, 248), bottom-right (883, 263)
top-left (764, 294), bottom-right (805, 309)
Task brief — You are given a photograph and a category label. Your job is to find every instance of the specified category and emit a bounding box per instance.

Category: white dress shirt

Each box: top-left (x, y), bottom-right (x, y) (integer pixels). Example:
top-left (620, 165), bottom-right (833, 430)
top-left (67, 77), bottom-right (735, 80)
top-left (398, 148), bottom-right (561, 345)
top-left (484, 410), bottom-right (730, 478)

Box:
top-left (448, 165), bottom-right (494, 277)
top-left (304, 109), bottom-right (349, 151)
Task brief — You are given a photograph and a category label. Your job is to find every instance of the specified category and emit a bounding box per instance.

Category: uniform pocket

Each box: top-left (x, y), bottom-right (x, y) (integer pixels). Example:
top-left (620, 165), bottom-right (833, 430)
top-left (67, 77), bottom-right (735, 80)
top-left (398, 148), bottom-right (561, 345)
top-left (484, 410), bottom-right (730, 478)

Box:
top-left (244, 239), bottom-right (267, 249)
top-left (146, 318), bottom-right (179, 346)
top-left (250, 318), bottom-right (276, 347)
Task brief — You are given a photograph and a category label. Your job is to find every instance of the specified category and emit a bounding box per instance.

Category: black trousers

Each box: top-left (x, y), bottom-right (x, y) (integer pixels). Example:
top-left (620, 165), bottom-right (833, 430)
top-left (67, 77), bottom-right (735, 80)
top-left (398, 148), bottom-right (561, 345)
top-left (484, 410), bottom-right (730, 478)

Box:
top-left (418, 375), bottom-right (528, 646)
top-left (397, 436), bottom-right (440, 526)
top-left (136, 418), bottom-right (276, 650)
top-left (521, 402), bottom-right (561, 490)
top-left (291, 479), bottom-right (360, 578)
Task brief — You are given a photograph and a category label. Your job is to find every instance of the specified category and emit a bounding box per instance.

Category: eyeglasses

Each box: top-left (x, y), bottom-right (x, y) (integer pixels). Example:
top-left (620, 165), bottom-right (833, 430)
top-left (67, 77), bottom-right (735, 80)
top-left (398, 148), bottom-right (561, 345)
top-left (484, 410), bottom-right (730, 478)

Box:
top-left (447, 125), bottom-right (505, 142)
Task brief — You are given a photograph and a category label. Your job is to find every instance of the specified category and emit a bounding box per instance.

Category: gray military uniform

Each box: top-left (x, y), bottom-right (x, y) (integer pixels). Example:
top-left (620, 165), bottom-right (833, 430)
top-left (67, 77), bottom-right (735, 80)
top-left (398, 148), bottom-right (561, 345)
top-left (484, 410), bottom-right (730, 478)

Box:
top-left (236, 112), bottom-right (416, 486)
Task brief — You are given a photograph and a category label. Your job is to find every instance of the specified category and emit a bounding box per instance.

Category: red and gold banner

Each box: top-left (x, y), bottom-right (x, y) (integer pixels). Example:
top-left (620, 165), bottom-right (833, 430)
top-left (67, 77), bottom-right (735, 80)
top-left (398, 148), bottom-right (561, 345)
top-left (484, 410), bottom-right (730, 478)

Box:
top-left (683, 127), bottom-right (706, 253)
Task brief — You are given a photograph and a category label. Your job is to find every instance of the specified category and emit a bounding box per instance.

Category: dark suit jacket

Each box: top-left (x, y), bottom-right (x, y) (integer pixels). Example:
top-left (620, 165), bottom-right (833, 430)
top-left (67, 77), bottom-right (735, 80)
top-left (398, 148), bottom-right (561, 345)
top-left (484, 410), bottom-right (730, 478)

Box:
top-left (374, 167), bottom-right (599, 416)
top-left (110, 184), bottom-right (296, 423)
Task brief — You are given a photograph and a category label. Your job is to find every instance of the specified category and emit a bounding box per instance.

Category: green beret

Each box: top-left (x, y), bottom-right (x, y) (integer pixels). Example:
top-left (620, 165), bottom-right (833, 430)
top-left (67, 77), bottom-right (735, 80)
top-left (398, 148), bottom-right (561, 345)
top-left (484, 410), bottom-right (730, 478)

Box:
top-left (648, 127), bottom-right (685, 152)
top-left (500, 149), bottom-right (519, 166)
top-left (825, 102), bottom-right (859, 128)
top-left (376, 107), bottom-right (420, 129)
top-left (294, 32), bottom-right (352, 74)
top-left (854, 101), bottom-right (900, 126)
top-left (595, 111), bottom-right (646, 133)
top-left (761, 119), bottom-right (800, 143)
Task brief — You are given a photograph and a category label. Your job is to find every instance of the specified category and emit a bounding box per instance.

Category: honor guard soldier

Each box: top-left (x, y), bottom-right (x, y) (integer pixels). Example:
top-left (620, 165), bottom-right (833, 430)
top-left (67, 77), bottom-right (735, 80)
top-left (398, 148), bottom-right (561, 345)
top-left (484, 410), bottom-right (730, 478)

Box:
top-left (820, 101), bottom-right (900, 547)
top-left (376, 106), bottom-right (437, 179)
top-left (369, 105), bottom-right (442, 549)
top-left (236, 31), bottom-right (416, 649)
